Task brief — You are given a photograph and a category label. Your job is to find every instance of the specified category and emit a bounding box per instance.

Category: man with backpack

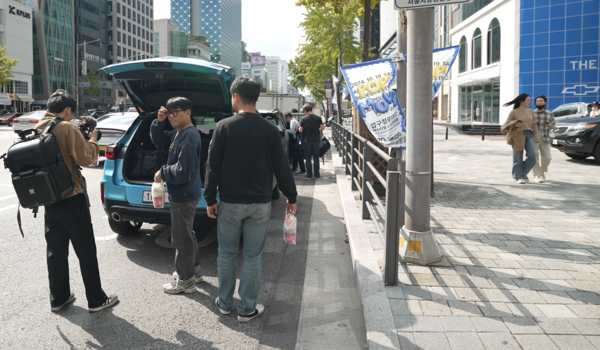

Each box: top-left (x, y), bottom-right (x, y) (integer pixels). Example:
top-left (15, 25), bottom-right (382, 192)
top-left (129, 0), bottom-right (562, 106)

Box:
top-left (34, 90), bottom-right (118, 313)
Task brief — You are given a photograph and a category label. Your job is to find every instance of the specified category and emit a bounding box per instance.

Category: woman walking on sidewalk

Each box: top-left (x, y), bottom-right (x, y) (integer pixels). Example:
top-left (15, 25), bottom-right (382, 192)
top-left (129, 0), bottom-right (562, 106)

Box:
top-left (501, 93), bottom-right (539, 184)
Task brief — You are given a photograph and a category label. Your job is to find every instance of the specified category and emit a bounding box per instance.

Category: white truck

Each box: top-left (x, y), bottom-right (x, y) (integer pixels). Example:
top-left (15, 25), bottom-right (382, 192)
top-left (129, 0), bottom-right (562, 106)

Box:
top-left (255, 93), bottom-right (305, 113)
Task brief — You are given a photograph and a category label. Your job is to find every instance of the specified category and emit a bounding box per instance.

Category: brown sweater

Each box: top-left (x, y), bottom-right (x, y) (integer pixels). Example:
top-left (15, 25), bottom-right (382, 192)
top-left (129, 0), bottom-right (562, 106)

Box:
top-left (35, 113), bottom-right (99, 198)
top-left (501, 108), bottom-right (539, 151)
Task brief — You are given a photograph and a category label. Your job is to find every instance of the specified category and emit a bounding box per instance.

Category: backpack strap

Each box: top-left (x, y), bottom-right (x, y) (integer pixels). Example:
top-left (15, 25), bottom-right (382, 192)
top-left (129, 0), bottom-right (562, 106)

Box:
top-left (42, 116), bottom-right (64, 135)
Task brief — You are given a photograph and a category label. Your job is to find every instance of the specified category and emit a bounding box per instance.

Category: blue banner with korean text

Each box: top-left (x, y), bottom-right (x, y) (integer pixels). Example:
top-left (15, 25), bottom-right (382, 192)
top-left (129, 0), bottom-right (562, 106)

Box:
top-left (404, 46), bottom-right (459, 100)
top-left (341, 58), bottom-right (406, 149)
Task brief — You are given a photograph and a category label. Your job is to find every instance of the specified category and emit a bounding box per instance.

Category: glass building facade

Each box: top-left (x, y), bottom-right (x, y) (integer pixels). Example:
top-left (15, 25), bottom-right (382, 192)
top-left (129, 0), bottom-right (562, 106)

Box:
top-left (519, 0), bottom-right (600, 107)
top-left (171, 31), bottom-right (189, 57)
top-left (33, 0), bottom-right (75, 98)
top-left (171, 0), bottom-right (241, 74)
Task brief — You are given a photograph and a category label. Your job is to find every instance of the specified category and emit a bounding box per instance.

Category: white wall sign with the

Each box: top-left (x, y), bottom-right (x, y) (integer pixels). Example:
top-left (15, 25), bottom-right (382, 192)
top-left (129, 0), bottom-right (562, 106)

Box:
top-left (394, 0), bottom-right (473, 10)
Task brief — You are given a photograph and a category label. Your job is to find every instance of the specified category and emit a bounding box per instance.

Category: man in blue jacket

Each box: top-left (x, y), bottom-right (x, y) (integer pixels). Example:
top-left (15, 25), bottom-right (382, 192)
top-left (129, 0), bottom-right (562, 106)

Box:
top-left (151, 97), bottom-right (203, 294)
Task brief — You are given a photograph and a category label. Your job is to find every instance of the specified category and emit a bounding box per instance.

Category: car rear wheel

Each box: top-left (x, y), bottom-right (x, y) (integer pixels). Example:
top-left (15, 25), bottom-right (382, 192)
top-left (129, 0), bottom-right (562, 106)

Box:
top-left (565, 153), bottom-right (588, 160)
top-left (8, 121), bottom-right (12, 127)
top-left (272, 184), bottom-right (280, 200)
top-left (108, 218), bottom-right (142, 236)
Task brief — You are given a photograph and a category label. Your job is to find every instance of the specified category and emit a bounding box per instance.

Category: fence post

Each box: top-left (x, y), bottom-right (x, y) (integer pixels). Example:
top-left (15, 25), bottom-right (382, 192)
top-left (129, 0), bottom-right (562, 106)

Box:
top-left (384, 158), bottom-right (401, 286)
top-left (345, 130), bottom-right (351, 175)
top-left (445, 127), bottom-right (448, 140)
top-left (339, 126), bottom-right (344, 158)
top-left (351, 134), bottom-right (359, 190)
top-left (482, 127), bottom-right (485, 141)
top-left (361, 143), bottom-right (372, 220)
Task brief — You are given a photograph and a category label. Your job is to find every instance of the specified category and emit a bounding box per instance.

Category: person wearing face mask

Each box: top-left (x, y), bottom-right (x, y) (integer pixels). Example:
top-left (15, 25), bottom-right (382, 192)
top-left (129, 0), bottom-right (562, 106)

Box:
top-left (531, 95), bottom-right (554, 183)
top-left (585, 101), bottom-right (600, 118)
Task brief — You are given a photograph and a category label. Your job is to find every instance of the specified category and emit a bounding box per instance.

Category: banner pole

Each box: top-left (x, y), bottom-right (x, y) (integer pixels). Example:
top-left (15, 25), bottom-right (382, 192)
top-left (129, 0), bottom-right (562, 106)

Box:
top-left (400, 7), bottom-right (442, 265)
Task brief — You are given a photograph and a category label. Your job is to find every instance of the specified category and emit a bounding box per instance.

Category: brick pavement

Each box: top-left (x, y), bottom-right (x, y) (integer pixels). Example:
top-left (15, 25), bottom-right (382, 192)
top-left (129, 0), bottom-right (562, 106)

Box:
top-left (364, 133), bottom-right (600, 349)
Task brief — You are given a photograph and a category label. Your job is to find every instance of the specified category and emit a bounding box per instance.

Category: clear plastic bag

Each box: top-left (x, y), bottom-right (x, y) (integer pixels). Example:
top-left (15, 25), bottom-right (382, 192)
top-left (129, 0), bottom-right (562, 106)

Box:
top-left (152, 181), bottom-right (165, 209)
top-left (283, 213), bottom-right (297, 245)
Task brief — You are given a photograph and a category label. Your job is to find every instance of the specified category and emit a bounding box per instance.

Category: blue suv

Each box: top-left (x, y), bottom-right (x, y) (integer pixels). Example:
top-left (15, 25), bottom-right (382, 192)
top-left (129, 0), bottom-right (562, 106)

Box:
top-left (99, 58), bottom-right (238, 238)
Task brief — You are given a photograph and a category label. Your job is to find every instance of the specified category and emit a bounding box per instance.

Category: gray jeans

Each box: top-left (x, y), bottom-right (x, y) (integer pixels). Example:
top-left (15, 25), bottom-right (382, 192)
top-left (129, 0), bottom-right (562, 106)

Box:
top-left (170, 198), bottom-right (201, 281)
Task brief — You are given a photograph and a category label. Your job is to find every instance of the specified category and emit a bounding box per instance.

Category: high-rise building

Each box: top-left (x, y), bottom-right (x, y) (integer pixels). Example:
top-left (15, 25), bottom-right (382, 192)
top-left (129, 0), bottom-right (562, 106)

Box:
top-left (265, 56), bottom-right (288, 94)
top-left (74, 0), bottom-right (112, 112)
top-left (171, 0), bottom-right (242, 74)
top-left (154, 18), bottom-right (211, 60)
top-left (109, 0), bottom-right (154, 107)
top-left (30, 0), bottom-right (75, 109)
top-left (0, 0), bottom-right (34, 112)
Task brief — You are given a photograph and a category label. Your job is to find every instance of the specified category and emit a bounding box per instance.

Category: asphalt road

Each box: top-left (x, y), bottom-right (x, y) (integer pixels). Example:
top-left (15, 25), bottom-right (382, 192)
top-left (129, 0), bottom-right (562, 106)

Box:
top-left (0, 126), bottom-right (313, 349)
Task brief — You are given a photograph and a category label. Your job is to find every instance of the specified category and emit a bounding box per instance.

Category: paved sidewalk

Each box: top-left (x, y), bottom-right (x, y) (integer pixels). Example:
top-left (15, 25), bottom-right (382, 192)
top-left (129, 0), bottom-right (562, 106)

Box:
top-left (335, 130), bottom-right (600, 349)
top-left (294, 143), bottom-right (367, 350)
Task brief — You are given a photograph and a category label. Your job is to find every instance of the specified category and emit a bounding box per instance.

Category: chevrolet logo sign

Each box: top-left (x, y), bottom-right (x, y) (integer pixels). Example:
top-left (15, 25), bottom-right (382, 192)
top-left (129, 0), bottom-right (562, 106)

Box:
top-left (562, 84), bottom-right (600, 96)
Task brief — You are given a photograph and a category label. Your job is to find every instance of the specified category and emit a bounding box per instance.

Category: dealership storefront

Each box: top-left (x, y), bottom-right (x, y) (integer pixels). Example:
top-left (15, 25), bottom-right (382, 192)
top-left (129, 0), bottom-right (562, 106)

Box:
top-left (457, 79), bottom-right (501, 124)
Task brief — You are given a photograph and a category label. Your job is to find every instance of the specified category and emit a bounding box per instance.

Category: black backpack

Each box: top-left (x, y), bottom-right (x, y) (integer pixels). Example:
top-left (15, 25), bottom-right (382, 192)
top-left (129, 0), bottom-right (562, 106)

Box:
top-left (2, 117), bottom-right (76, 236)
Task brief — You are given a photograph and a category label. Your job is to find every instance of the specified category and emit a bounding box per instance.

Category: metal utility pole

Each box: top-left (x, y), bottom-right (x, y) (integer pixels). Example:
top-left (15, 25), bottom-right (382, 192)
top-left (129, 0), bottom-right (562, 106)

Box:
top-left (399, 7), bottom-right (442, 265)
top-left (75, 39), bottom-right (101, 118)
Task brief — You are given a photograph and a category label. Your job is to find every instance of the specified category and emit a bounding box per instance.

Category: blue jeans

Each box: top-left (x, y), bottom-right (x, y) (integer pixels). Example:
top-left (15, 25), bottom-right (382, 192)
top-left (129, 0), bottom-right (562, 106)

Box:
top-left (304, 142), bottom-right (320, 178)
top-left (512, 130), bottom-right (537, 180)
top-left (217, 201), bottom-right (271, 315)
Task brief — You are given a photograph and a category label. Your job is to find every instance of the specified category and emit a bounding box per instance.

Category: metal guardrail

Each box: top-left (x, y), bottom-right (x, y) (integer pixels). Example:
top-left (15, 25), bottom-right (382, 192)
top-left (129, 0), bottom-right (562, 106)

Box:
top-left (331, 122), bottom-right (403, 286)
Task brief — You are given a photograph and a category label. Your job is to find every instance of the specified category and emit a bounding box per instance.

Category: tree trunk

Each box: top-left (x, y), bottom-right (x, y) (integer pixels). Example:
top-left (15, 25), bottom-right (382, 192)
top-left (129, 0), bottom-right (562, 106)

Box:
top-left (361, 0), bottom-right (371, 62)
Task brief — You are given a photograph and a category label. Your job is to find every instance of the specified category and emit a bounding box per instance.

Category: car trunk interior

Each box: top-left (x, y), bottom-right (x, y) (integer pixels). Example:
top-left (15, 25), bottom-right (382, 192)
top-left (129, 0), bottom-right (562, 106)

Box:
top-left (123, 111), bottom-right (227, 187)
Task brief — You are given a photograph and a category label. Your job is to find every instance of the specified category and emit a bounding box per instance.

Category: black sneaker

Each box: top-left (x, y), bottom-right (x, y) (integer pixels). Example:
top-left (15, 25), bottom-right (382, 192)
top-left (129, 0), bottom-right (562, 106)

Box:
top-left (215, 297), bottom-right (231, 315)
top-left (89, 294), bottom-right (119, 313)
top-left (304, 175), bottom-right (312, 179)
top-left (51, 292), bottom-right (75, 312)
top-left (238, 304), bottom-right (265, 322)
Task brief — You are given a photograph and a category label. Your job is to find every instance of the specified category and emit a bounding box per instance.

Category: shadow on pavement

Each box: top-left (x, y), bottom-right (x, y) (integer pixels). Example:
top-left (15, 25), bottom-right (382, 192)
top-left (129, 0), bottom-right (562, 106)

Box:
top-left (60, 306), bottom-right (219, 349)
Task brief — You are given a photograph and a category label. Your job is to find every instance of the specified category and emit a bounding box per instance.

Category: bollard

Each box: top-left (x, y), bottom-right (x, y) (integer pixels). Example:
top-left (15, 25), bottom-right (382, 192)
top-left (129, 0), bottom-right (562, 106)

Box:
top-left (482, 127), bottom-right (485, 141)
top-left (445, 127), bottom-right (448, 140)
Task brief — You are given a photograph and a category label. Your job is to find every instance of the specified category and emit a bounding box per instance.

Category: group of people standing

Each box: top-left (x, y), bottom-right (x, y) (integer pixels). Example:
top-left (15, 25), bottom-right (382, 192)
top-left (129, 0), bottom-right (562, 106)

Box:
top-left (285, 104), bottom-right (325, 179)
top-left (501, 94), bottom-right (555, 184)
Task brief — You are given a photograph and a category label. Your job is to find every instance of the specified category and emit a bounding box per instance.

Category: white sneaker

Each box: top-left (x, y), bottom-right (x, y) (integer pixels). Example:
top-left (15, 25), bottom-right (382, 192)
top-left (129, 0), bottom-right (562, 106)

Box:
top-left (162, 278), bottom-right (197, 294)
top-left (516, 178), bottom-right (526, 184)
top-left (534, 176), bottom-right (545, 183)
top-left (172, 270), bottom-right (204, 283)
top-left (238, 304), bottom-right (265, 322)
top-left (522, 175), bottom-right (530, 183)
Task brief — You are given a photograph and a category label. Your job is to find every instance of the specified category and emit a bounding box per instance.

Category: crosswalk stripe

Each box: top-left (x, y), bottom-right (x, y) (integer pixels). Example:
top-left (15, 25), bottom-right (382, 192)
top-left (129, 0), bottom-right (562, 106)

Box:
top-left (0, 194), bottom-right (17, 201)
top-left (0, 204), bottom-right (18, 213)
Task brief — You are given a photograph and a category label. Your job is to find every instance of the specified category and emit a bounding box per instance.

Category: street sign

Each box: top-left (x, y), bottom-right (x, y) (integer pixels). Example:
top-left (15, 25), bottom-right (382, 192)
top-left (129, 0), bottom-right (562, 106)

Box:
top-left (394, 0), bottom-right (473, 10)
top-left (325, 89), bottom-right (332, 98)
top-left (80, 82), bottom-right (91, 87)
top-left (325, 81), bottom-right (333, 89)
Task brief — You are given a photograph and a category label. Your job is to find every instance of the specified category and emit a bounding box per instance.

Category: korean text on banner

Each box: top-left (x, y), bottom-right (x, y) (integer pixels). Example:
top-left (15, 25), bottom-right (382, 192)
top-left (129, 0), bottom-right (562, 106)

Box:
top-left (404, 46), bottom-right (459, 100)
top-left (341, 58), bottom-right (406, 149)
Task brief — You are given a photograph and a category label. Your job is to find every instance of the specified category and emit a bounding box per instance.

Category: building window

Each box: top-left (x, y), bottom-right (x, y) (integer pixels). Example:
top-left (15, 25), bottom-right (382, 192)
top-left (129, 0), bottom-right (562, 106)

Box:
top-left (472, 28), bottom-right (482, 69)
top-left (133, 38), bottom-right (136, 47)
top-left (128, 8), bottom-right (131, 19)
top-left (117, 17), bottom-right (121, 28)
top-left (459, 0), bottom-right (493, 22)
top-left (128, 22), bottom-right (131, 33)
top-left (128, 35), bottom-right (131, 46)
top-left (118, 32), bottom-right (121, 42)
top-left (487, 18), bottom-right (500, 65)
top-left (133, 24), bottom-right (136, 34)
top-left (459, 36), bottom-right (467, 73)
top-left (14, 81), bottom-right (28, 94)
top-left (118, 46), bottom-right (121, 56)
top-left (117, 3), bottom-right (121, 13)
top-left (443, 6), bottom-right (449, 47)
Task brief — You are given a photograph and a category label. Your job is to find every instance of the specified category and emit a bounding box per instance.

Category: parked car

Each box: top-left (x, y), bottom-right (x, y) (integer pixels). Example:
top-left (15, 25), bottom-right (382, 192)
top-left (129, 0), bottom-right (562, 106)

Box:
top-left (0, 112), bottom-right (22, 126)
top-left (0, 110), bottom-right (11, 116)
top-left (96, 112), bottom-right (139, 156)
top-left (82, 109), bottom-right (106, 119)
top-left (100, 57), bottom-right (248, 238)
top-left (12, 111), bottom-right (81, 133)
top-left (257, 109), bottom-right (290, 161)
top-left (552, 102), bottom-right (593, 123)
top-left (127, 107), bottom-right (137, 112)
top-left (552, 116), bottom-right (600, 163)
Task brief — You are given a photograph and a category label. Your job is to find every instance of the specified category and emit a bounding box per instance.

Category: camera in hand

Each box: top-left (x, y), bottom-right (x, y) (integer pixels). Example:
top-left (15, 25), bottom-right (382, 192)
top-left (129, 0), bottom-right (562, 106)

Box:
top-left (79, 117), bottom-right (102, 141)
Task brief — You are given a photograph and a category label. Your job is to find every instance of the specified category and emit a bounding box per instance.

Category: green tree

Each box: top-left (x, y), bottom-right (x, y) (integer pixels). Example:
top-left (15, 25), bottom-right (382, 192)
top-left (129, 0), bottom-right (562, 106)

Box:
top-left (0, 46), bottom-right (19, 88)
top-left (80, 70), bottom-right (102, 99)
top-left (289, 1), bottom-right (361, 102)
top-left (188, 34), bottom-right (213, 47)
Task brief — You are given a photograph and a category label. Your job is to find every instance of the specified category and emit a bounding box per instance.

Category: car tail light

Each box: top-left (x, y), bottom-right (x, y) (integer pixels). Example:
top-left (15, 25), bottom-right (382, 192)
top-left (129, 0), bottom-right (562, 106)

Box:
top-left (12, 119), bottom-right (19, 123)
top-left (29, 120), bottom-right (38, 124)
top-left (106, 144), bottom-right (116, 159)
top-left (102, 131), bottom-right (124, 138)
top-left (101, 183), bottom-right (105, 203)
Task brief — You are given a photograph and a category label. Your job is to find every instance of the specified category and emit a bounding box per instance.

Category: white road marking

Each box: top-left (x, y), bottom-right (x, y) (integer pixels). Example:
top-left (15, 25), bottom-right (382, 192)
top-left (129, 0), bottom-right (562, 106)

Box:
top-left (0, 184), bottom-right (12, 187)
top-left (0, 194), bottom-right (17, 201)
top-left (0, 204), bottom-right (18, 213)
top-left (95, 233), bottom-right (118, 242)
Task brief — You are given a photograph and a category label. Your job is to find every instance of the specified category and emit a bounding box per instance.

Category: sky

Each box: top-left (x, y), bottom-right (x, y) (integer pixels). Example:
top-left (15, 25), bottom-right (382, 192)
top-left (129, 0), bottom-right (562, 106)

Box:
top-left (154, 0), bottom-right (307, 62)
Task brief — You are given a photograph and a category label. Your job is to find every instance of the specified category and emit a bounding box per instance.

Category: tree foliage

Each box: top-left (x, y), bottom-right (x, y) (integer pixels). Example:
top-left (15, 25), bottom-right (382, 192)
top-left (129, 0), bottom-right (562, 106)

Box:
top-left (289, 1), bottom-right (361, 102)
top-left (0, 46), bottom-right (19, 88)
top-left (81, 70), bottom-right (102, 99)
top-left (188, 34), bottom-right (213, 47)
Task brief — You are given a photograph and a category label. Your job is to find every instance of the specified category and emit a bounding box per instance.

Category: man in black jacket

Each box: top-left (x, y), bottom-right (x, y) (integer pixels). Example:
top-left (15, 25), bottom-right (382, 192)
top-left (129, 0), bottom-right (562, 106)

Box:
top-left (151, 97), bottom-right (203, 294)
top-left (205, 77), bottom-right (298, 322)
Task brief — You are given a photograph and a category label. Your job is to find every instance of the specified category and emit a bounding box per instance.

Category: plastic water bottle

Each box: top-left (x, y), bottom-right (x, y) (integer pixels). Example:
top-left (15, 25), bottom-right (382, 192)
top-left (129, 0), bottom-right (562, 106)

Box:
top-left (152, 181), bottom-right (164, 208)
